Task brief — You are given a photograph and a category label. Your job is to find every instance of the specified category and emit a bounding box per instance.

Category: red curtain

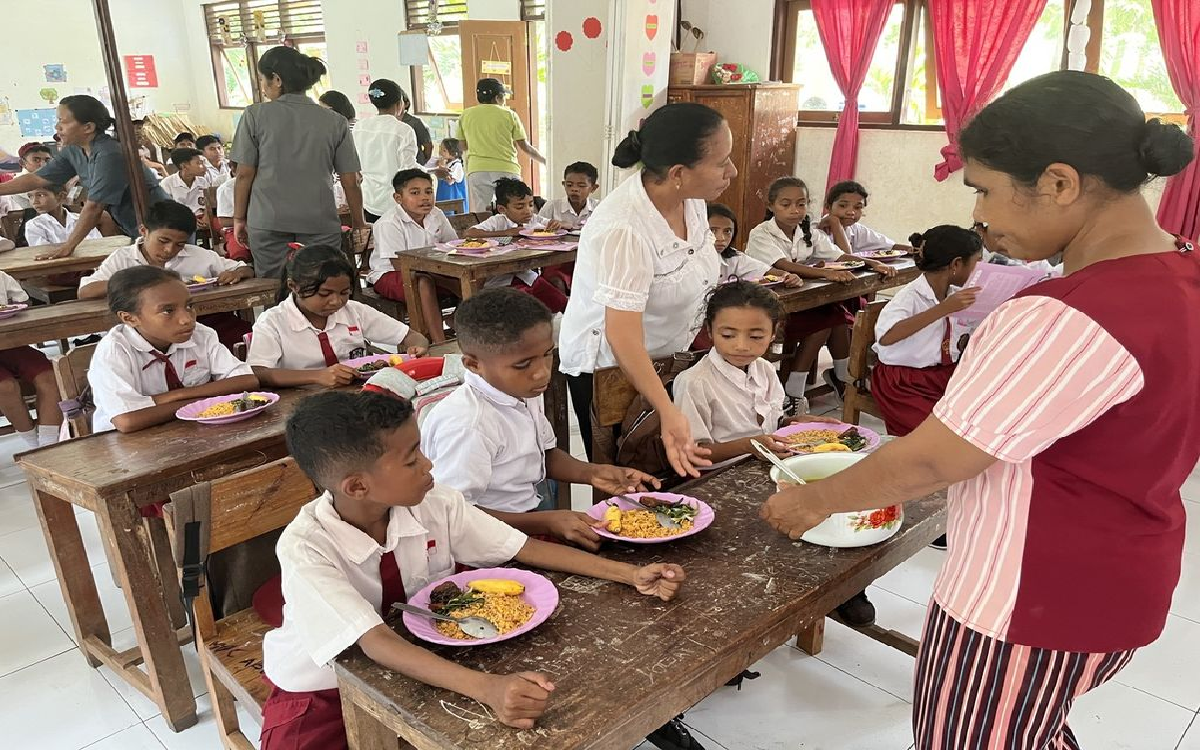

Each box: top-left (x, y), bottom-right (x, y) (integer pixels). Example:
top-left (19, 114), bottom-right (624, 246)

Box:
top-left (811, 0), bottom-right (894, 196)
top-left (929, 0), bottom-right (1048, 181)
top-left (1152, 0), bottom-right (1200, 240)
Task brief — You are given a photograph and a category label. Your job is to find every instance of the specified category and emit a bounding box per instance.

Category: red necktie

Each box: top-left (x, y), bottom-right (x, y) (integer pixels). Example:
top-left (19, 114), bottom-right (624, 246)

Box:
top-left (940, 318), bottom-right (954, 366)
top-left (316, 331), bottom-right (339, 367)
top-left (379, 549), bottom-right (407, 614)
top-left (143, 351), bottom-right (184, 391)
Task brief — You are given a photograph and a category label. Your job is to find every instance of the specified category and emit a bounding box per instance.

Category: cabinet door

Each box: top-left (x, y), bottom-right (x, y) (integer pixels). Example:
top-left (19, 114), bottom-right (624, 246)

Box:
top-left (666, 88), bottom-right (693, 104)
top-left (689, 89), bottom-right (752, 229)
top-left (744, 87), bottom-right (801, 235)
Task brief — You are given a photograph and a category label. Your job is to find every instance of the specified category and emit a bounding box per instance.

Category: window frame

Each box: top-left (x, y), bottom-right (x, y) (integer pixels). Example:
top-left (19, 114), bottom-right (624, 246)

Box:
top-left (408, 28), bottom-right (465, 117)
top-left (1081, 0), bottom-right (1187, 125)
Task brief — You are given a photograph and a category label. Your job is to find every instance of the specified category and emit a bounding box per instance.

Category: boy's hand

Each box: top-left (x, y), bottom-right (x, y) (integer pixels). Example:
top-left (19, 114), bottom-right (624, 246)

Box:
top-left (589, 464), bottom-right (661, 496)
top-left (746, 434), bottom-right (791, 458)
top-left (543, 510), bottom-right (607, 551)
top-left (632, 563), bottom-right (686, 601)
top-left (782, 272), bottom-right (803, 288)
top-left (481, 672), bottom-right (555, 729)
top-left (821, 269), bottom-right (857, 283)
top-left (545, 219), bottom-right (564, 231)
top-left (784, 414), bottom-right (843, 425)
top-left (868, 260), bottom-right (897, 278)
top-left (406, 345), bottom-right (428, 357)
top-left (316, 364), bottom-right (357, 387)
top-left (216, 269), bottom-right (243, 286)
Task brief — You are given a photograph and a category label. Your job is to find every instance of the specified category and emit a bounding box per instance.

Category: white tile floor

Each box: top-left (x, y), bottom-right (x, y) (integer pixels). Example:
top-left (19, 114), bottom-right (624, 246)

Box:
top-left (2, 396), bottom-right (1199, 750)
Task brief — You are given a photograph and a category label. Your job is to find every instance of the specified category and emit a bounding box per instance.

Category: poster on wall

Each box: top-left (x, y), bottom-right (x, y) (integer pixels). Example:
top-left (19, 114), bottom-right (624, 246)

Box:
top-left (43, 64), bottom-right (67, 83)
top-left (124, 55), bottom-right (158, 88)
top-left (0, 100), bottom-right (13, 127)
top-left (17, 109), bottom-right (57, 138)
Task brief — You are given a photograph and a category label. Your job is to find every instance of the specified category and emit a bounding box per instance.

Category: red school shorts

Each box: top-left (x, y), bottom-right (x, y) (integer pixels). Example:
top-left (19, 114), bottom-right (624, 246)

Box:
top-left (259, 684), bottom-right (348, 750)
top-left (0, 346), bottom-right (52, 383)
top-left (371, 270), bottom-right (407, 302)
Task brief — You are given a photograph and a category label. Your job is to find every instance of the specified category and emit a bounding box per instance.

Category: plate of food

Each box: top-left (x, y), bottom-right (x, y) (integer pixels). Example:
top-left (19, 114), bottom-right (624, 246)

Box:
top-left (342, 353), bottom-right (412, 379)
top-left (819, 260), bottom-right (866, 271)
top-left (186, 275), bottom-right (218, 292)
top-left (586, 492), bottom-right (714, 544)
top-left (0, 303), bottom-right (28, 320)
top-left (518, 228), bottom-right (568, 239)
top-left (858, 248), bottom-right (908, 259)
top-left (404, 569), bottom-right (559, 646)
top-left (176, 392), bottom-right (280, 424)
top-left (773, 421), bottom-right (880, 455)
top-left (445, 238), bottom-right (498, 254)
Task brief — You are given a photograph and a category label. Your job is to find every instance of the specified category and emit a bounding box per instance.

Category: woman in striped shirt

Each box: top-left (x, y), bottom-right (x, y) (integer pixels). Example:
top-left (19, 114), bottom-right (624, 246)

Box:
top-left (761, 71), bottom-right (1199, 749)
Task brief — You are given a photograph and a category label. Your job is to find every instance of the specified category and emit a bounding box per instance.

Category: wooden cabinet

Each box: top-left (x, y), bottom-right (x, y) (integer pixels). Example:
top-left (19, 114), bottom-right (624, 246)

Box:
top-left (666, 83), bottom-right (801, 237)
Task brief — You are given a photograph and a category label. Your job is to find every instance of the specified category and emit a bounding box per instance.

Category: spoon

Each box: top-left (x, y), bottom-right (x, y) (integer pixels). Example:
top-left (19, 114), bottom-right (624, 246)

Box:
top-left (615, 494), bottom-right (680, 529)
top-left (750, 439), bottom-right (807, 486)
top-left (391, 602), bottom-right (500, 639)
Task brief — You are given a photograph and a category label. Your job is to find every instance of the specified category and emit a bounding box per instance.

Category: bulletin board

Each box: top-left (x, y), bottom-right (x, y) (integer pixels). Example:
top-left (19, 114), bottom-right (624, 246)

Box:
top-left (17, 108), bottom-right (57, 138)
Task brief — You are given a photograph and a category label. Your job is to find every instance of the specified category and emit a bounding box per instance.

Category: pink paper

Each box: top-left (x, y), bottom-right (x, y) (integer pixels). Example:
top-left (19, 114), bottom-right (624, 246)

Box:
top-left (953, 263), bottom-right (1047, 323)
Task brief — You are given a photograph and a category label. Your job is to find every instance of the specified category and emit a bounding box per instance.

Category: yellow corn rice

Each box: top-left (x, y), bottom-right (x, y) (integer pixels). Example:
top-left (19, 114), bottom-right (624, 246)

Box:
top-left (434, 592), bottom-right (536, 640)
top-left (197, 401), bottom-right (238, 418)
top-left (610, 509), bottom-right (693, 539)
top-left (781, 429), bottom-right (843, 451)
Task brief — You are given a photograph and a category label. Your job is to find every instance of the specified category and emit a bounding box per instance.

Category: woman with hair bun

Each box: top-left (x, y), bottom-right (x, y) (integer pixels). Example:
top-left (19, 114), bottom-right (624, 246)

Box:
top-left (763, 70), bottom-right (1199, 747)
top-left (353, 78), bottom-right (419, 222)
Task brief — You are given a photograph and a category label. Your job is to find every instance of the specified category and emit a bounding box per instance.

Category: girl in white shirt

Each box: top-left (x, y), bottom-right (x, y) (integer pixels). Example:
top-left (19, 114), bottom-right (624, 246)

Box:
top-left (707, 202), bottom-right (800, 285)
top-left (0, 270), bottom-right (62, 449)
top-left (89, 266), bottom-right (258, 433)
top-left (248, 244), bottom-right (429, 388)
top-left (872, 225), bottom-right (983, 438)
top-left (820, 180), bottom-right (914, 256)
top-left (23, 184), bottom-right (102, 247)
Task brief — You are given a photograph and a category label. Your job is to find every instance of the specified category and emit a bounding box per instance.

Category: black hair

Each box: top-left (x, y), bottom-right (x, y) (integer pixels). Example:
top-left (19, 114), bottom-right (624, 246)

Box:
top-left (257, 46), bottom-right (326, 94)
top-left (704, 280), bottom-right (784, 328)
top-left (143, 200), bottom-right (197, 235)
top-left (706, 202), bottom-right (740, 259)
top-left (318, 90), bottom-right (356, 120)
top-left (173, 132), bottom-right (195, 144)
top-left (59, 95), bottom-right (113, 134)
top-left (366, 79), bottom-right (405, 111)
top-left (908, 225), bottom-right (984, 272)
top-left (440, 137), bottom-right (463, 160)
top-left (455, 288), bottom-right (552, 355)
top-left (286, 391), bottom-right (415, 489)
top-left (169, 147), bottom-right (204, 169)
top-left (494, 177), bottom-right (533, 206)
top-left (392, 168), bottom-right (434, 191)
top-left (31, 183), bottom-right (66, 196)
top-left (279, 244), bottom-right (355, 303)
top-left (612, 102), bottom-right (725, 179)
top-left (194, 134), bottom-right (221, 150)
top-left (563, 161), bottom-right (599, 183)
top-left (764, 177), bottom-right (813, 247)
top-left (960, 70), bottom-right (1194, 193)
top-left (476, 77), bottom-right (506, 104)
top-left (825, 180), bottom-right (868, 207)
top-left (107, 265), bottom-right (183, 315)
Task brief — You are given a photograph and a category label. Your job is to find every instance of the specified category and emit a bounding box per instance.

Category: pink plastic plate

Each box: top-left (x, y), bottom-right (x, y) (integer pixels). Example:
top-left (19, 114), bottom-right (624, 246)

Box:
top-left (858, 248), bottom-right (909, 259)
top-left (773, 421), bottom-right (881, 454)
top-left (725, 273), bottom-right (786, 289)
top-left (821, 260), bottom-right (866, 271)
top-left (0, 303), bottom-right (28, 320)
top-left (444, 238), bottom-right (498, 253)
top-left (186, 278), bottom-right (218, 292)
top-left (586, 492), bottom-right (715, 544)
top-left (343, 353), bottom-right (411, 380)
top-left (175, 391), bottom-right (280, 425)
top-left (518, 228), bottom-right (568, 239)
top-left (403, 568), bottom-right (558, 646)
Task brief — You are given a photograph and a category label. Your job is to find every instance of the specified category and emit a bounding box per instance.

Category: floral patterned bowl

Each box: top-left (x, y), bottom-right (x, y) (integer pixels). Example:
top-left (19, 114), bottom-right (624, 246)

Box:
top-left (769, 453), bottom-right (903, 548)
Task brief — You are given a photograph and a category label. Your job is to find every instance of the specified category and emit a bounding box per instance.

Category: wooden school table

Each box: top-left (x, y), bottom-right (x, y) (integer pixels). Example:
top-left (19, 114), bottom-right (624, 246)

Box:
top-left (0, 277), bottom-right (278, 350)
top-left (334, 458), bottom-right (946, 750)
top-left (397, 243), bottom-right (578, 336)
top-left (16, 342), bottom-right (572, 732)
top-left (0, 235), bottom-right (131, 281)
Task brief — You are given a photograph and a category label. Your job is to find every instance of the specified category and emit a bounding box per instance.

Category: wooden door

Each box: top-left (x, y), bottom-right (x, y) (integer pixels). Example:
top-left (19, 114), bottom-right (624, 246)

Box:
top-left (458, 20), bottom-right (539, 192)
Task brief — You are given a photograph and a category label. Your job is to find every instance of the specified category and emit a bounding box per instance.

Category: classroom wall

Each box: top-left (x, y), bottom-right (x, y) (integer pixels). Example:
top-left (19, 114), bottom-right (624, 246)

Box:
top-left (545, 0), bottom-right (611, 193)
top-left (681, 0), bottom-right (774, 78)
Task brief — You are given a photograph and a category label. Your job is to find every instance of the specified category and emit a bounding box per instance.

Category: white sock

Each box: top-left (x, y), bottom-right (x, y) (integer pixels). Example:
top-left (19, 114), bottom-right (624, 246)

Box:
top-left (17, 429), bottom-right (39, 449)
top-left (785, 372), bottom-right (807, 391)
top-left (833, 358), bottom-right (850, 382)
top-left (38, 425), bottom-right (60, 446)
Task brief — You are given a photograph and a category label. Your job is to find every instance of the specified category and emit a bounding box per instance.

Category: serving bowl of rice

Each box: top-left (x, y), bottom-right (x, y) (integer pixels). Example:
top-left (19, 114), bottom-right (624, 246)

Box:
top-left (769, 453), bottom-right (903, 547)
top-left (175, 392), bottom-right (280, 425)
top-left (404, 568), bottom-right (558, 646)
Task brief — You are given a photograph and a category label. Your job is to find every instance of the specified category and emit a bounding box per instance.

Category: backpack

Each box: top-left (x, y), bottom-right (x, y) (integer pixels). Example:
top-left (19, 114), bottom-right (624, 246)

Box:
top-left (605, 352), bottom-right (698, 479)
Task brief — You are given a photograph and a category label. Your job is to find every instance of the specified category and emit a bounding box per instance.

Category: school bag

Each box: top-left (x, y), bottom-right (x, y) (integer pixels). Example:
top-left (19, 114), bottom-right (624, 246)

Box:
top-left (599, 352), bottom-right (698, 481)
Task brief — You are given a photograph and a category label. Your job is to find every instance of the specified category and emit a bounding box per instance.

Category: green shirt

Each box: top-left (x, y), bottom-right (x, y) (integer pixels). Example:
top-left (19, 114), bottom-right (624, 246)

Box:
top-left (455, 104), bottom-right (526, 176)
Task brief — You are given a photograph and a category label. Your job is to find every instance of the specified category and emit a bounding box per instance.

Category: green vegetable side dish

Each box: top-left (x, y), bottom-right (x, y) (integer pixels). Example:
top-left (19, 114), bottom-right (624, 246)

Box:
top-left (838, 428), bottom-right (868, 451)
top-left (636, 496), bottom-right (699, 524)
top-left (355, 360), bottom-right (389, 374)
top-left (428, 581), bottom-right (485, 614)
top-left (232, 394), bottom-right (270, 412)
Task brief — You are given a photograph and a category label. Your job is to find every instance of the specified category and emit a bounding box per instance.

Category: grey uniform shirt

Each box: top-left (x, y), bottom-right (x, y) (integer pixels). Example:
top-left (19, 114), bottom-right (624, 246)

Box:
top-left (231, 93), bottom-right (361, 234)
top-left (37, 133), bottom-right (169, 237)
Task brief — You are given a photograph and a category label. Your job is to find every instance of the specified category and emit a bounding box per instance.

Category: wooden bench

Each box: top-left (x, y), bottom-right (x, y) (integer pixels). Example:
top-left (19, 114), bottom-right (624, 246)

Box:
top-left (843, 300), bottom-right (887, 426)
top-left (435, 198), bottom-right (465, 215)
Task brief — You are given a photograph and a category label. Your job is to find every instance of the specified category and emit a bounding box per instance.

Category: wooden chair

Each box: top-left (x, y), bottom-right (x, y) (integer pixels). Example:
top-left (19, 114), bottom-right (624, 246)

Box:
top-left (202, 187), bottom-right (223, 255)
top-left (842, 300), bottom-right (887, 426)
top-left (435, 198), bottom-right (465, 215)
top-left (52, 343), bottom-right (97, 439)
top-left (167, 458), bottom-right (320, 750)
top-left (1, 209), bottom-right (25, 243)
top-left (448, 212), bottom-right (478, 238)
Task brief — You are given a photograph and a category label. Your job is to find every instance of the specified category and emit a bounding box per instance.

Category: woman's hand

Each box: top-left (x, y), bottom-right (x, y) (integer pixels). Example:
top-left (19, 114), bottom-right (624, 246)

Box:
top-left (745, 434), bottom-right (791, 458)
top-left (234, 218), bottom-right (249, 247)
top-left (541, 510), bottom-right (607, 551)
top-left (35, 244), bottom-right (75, 261)
top-left (631, 563), bottom-right (686, 601)
top-left (316, 364), bottom-right (357, 387)
top-left (659, 403), bottom-right (712, 478)
top-left (760, 483), bottom-right (830, 540)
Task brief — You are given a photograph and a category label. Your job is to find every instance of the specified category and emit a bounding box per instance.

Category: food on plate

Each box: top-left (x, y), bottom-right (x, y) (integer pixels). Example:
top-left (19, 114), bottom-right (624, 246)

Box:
top-left (190, 275), bottom-right (207, 283)
top-left (781, 426), bottom-right (868, 453)
top-left (813, 442), bottom-right (851, 453)
top-left (758, 274), bottom-right (783, 285)
top-left (427, 581), bottom-right (535, 640)
top-left (528, 229), bottom-right (559, 237)
top-left (457, 239), bottom-right (491, 249)
top-left (603, 504), bottom-right (622, 534)
top-left (355, 359), bottom-right (389, 374)
top-left (467, 578), bottom-right (525, 596)
top-left (874, 249), bottom-right (906, 257)
top-left (603, 500), bottom-right (697, 539)
top-left (196, 393), bottom-right (270, 418)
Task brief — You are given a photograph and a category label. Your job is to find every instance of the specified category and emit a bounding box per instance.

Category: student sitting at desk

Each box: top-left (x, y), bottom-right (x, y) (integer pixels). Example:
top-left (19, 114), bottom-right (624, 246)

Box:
top-left (159, 148), bottom-right (212, 219)
top-left (23, 183), bottom-right (102, 247)
top-left (0, 270), bottom-right (62, 449)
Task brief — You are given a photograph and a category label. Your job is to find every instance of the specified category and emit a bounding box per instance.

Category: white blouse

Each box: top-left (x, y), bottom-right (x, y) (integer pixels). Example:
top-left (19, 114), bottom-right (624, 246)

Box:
top-left (874, 275), bottom-right (976, 368)
top-left (745, 218), bottom-right (842, 267)
top-left (823, 221), bottom-right (895, 255)
top-left (558, 172), bottom-right (719, 375)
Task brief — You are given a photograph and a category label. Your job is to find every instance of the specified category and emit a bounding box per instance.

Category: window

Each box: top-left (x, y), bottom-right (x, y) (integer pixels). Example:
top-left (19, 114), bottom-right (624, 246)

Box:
top-left (1096, 0), bottom-right (1184, 119)
top-left (405, 1), bottom-right (469, 115)
top-left (203, 0), bottom-right (328, 109)
top-left (522, 0), bottom-right (546, 22)
top-left (404, 0), bottom-right (468, 29)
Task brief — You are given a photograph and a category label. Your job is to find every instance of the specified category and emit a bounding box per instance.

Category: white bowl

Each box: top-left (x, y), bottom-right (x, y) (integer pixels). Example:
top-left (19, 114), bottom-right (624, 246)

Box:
top-left (769, 452), bottom-right (903, 548)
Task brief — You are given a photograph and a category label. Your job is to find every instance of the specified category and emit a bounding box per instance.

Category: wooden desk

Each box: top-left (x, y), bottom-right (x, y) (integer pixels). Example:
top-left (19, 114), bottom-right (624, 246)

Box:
top-left (775, 259), bottom-right (918, 314)
top-left (334, 459), bottom-right (947, 750)
top-left (0, 277), bottom-right (277, 350)
top-left (397, 244), bottom-right (578, 336)
top-left (0, 235), bottom-right (131, 280)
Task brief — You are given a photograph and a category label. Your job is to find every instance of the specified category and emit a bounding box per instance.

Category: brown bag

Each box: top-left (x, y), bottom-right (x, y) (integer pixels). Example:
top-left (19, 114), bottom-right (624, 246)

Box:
top-left (613, 353), bottom-right (698, 478)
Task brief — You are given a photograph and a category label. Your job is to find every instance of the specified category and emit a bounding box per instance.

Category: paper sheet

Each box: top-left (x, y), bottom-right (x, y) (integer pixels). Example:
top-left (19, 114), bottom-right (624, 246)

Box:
top-left (952, 263), bottom-right (1048, 323)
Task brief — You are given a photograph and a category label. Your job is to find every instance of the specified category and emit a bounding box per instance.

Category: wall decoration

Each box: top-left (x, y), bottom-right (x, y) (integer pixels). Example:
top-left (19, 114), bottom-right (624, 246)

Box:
top-left (358, 74), bottom-right (371, 86)
top-left (38, 88), bottom-right (59, 105)
top-left (0, 100), bottom-right (13, 127)
top-left (645, 14), bottom-right (658, 40)
top-left (583, 17), bottom-right (603, 39)
top-left (641, 84), bottom-right (654, 108)
top-left (17, 108), bottom-right (57, 138)
top-left (481, 60), bottom-right (512, 76)
top-left (642, 52), bottom-right (656, 76)
top-left (356, 41), bottom-right (370, 54)
top-left (358, 58), bottom-right (370, 71)
top-left (357, 93), bottom-right (371, 104)
top-left (124, 55), bottom-right (158, 88)
top-left (555, 31), bottom-right (574, 51)
top-left (43, 64), bottom-right (67, 83)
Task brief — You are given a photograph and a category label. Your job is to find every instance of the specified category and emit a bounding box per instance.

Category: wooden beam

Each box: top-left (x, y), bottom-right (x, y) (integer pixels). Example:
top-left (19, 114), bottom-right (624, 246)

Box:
top-left (90, 0), bottom-right (151, 228)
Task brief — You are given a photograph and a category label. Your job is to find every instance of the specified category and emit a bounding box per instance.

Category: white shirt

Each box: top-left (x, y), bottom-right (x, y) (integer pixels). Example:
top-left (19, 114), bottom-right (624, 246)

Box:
top-left (559, 172), bottom-right (719, 375)
top-left (674, 349), bottom-right (785, 445)
top-left (745, 218), bottom-right (843, 267)
top-left (216, 178), bottom-right (236, 219)
top-left (367, 206), bottom-right (457, 284)
top-left (421, 370), bottom-right (558, 514)
top-left (823, 221), bottom-right (895, 255)
top-left (719, 250), bottom-right (773, 281)
top-left (23, 211), bottom-right (102, 247)
top-left (538, 196), bottom-right (598, 230)
top-left (263, 487), bottom-right (526, 692)
top-left (0, 271), bottom-right (29, 305)
top-left (204, 160), bottom-right (232, 186)
top-left (158, 172), bottom-right (212, 214)
top-left (247, 295), bottom-right (411, 370)
top-left (354, 113), bottom-right (419, 216)
top-left (873, 275), bottom-right (976, 368)
top-left (79, 241), bottom-right (247, 288)
top-left (88, 323), bottom-right (252, 433)
top-left (10, 171), bottom-right (35, 209)
top-left (472, 213), bottom-right (548, 286)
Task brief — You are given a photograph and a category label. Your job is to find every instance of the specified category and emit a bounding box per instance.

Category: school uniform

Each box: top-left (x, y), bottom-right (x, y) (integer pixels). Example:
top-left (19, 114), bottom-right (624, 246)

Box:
top-left (434, 158), bottom-right (467, 206)
top-left (88, 323), bottom-right (252, 433)
top-left (421, 370), bottom-right (558, 513)
top-left (247, 295), bottom-right (412, 371)
top-left (204, 159), bottom-right (232, 186)
top-left (0, 272), bottom-right (52, 386)
top-left (824, 221), bottom-right (895, 255)
top-left (353, 113), bottom-right (419, 219)
top-left (674, 349), bottom-right (785, 454)
top-left (470, 214), bottom-right (568, 313)
top-left (538, 196), bottom-right (597, 230)
top-left (259, 487), bottom-right (526, 750)
top-left (870, 275), bottom-right (975, 436)
top-left (158, 172), bottom-right (212, 215)
top-left (10, 171), bottom-right (36, 210)
top-left (23, 210), bottom-right (102, 247)
top-left (214, 178), bottom-right (252, 262)
top-left (367, 207), bottom-right (457, 301)
top-left (719, 249), bottom-right (773, 280)
top-left (80, 240), bottom-right (253, 348)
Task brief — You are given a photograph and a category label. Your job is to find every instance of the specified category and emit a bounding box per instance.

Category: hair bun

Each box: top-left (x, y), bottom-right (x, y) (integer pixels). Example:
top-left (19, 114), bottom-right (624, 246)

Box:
top-left (908, 232), bottom-right (924, 247)
top-left (1139, 118), bottom-right (1195, 178)
top-left (611, 130), bottom-right (644, 169)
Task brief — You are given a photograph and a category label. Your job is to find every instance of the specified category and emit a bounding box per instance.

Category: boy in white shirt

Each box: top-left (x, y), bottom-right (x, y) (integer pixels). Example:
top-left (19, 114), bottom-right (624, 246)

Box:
top-left (195, 135), bottom-right (231, 186)
top-left (260, 390), bottom-right (686, 747)
top-left (422, 289), bottom-right (659, 548)
top-left (0, 269), bottom-right (62, 449)
top-left (11, 143), bottom-right (54, 209)
top-left (819, 180), bottom-right (914, 256)
top-left (159, 148), bottom-right (211, 216)
top-left (24, 184), bottom-right (102, 247)
top-left (537, 161), bottom-right (599, 230)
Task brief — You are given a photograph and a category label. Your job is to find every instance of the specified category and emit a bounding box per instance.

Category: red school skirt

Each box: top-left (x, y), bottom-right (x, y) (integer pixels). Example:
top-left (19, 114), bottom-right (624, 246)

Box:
top-left (259, 683), bottom-right (348, 750)
top-left (783, 302), bottom-right (855, 341)
top-left (870, 361), bottom-right (956, 437)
